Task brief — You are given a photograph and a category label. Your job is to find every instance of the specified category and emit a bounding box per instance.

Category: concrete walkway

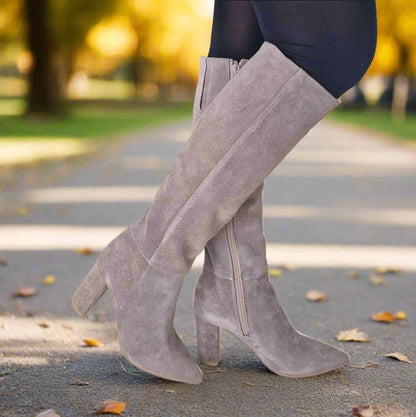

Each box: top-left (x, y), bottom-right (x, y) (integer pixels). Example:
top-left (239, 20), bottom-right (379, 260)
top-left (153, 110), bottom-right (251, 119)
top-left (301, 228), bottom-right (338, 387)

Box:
top-left (0, 119), bottom-right (415, 417)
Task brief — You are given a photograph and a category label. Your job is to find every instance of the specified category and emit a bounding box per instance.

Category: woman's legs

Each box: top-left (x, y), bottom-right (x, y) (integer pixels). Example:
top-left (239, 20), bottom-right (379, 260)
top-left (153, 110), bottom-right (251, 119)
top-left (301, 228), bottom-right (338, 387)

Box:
top-left (250, 0), bottom-right (377, 97)
top-left (208, 0), bottom-right (264, 60)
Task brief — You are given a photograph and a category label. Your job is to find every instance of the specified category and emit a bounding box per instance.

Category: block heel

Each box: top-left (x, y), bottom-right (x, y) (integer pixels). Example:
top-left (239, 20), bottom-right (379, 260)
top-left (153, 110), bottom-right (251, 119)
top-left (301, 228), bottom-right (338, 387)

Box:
top-left (71, 262), bottom-right (107, 316)
top-left (196, 316), bottom-right (220, 366)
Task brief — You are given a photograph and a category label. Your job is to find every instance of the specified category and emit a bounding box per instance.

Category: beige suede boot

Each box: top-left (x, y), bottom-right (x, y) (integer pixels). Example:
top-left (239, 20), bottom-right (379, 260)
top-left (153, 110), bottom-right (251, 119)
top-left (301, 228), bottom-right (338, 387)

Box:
top-left (72, 41), bottom-right (349, 383)
top-left (193, 51), bottom-right (348, 377)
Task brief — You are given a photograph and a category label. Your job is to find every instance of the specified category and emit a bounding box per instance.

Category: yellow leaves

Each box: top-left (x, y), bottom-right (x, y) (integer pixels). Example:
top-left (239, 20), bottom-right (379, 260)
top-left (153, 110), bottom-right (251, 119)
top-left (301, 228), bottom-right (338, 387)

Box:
top-left (336, 328), bottom-right (370, 342)
top-left (92, 400), bottom-right (126, 415)
top-left (369, 274), bottom-right (385, 286)
top-left (42, 275), bottom-right (56, 285)
top-left (395, 310), bottom-right (407, 320)
top-left (352, 404), bottom-right (375, 417)
top-left (383, 352), bottom-right (412, 364)
top-left (372, 310), bottom-right (407, 323)
top-left (12, 286), bottom-right (38, 298)
top-left (374, 266), bottom-right (403, 275)
top-left (371, 311), bottom-right (395, 323)
top-left (83, 338), bottom-right (102, 347)
top-left (306, 290), bottom-right (327, 302)
top-left (87, 16), bottom-right (138, 58)
top-left (268, 268), bottom-right (282, 278)
top-left (75, 247), bottom-right (94, 255)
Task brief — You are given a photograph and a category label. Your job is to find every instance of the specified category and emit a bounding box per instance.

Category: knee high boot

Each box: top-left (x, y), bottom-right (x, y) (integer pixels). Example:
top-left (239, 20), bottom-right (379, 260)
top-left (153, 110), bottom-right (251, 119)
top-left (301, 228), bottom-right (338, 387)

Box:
top-left (193, 53), bottom-right (349, 376)
top-left (72, 41), bottom-right (349, 383)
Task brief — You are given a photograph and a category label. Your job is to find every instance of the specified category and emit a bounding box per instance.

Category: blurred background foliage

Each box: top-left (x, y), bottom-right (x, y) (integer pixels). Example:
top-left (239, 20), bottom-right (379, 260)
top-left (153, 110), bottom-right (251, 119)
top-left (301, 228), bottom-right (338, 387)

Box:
top-left (0, 0), bottom-right (415, 124)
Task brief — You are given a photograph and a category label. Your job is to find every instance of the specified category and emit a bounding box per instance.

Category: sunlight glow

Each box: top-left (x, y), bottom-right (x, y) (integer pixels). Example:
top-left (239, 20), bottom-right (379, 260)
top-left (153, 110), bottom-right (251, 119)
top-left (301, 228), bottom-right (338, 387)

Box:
top-left (0, 139), bottom-right (95, 166)
top-left (1, 225), bottom-right (416, 270)
top-left (20, 186), bottom-right (159, 203)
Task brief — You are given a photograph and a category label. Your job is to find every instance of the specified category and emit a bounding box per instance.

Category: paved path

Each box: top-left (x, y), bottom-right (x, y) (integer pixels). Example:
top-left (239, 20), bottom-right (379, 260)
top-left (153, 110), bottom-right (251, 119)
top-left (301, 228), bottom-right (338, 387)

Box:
top-left (0, 119), bottom-right (415, 417)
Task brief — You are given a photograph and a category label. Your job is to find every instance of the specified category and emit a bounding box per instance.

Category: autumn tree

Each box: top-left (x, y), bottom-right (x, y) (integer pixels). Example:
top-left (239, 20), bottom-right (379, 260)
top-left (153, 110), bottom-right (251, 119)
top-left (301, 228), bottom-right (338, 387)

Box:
top-left (367, 0), bottom-right (416, 120)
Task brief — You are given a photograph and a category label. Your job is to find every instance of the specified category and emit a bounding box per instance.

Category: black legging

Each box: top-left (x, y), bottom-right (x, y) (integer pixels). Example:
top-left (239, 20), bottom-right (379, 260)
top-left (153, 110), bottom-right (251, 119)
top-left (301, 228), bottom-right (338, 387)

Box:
top-left (208, 0), bottom-right (377, 98)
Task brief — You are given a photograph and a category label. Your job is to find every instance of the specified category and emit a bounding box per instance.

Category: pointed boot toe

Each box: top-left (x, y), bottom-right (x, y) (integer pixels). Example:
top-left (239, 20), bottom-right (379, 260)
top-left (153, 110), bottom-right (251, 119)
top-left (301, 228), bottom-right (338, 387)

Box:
top-left (72, 226), bottom-right (201, 383)
top-left (195, 272), bottom-right (350, 378)
top-left (257, 331), bottom-right (350, 378)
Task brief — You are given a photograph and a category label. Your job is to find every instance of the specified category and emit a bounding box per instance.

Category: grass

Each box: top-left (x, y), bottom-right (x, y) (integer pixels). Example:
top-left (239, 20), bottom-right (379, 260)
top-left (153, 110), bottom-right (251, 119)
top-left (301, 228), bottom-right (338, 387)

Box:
top-left (328, 107), bottom-right (416, 142)
top-left (0, 98), bottom-right (193, 166)
top-left (0, 98), bottom-right (193, 140)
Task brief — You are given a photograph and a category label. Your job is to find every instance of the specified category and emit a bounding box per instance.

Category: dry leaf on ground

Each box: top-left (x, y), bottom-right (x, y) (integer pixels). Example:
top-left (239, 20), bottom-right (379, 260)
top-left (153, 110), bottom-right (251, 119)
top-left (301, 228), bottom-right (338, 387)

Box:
top-left (83, 338), bottom-right (101, 347)
top-left (69, 376), bottom-right (89, 386)
top-left (372, 310), bottom-right (407, 323)
top-left (372, 311), bottom-right (395, 323)
top-left (383, 352), bottom-right (412, 363)
top-left (11, 286), bottom-right (38, 298)
top-left (348, 270), bottom-right (360, 278)
top-left (375, 266), bottom-right (403, 275)
top-left (352, 404), bottom-right (375, 417)
top-left (0, 256), bottom-right (8, 265)
top-left (369, 274), bottom-right (385, 286)
top-left (38, 322), bottom-right (50, 328)
top-left (243, 382), bottom-right (256, 386)
top-left (35, 409), bottom-right (61, 417)
top-left (42, 275), bottom-right (56, 285)
top-left (75, 247), bottom-right (94, 255)
top-left (92, 400), bottom-right (126, 415)
top-left (306, 290), bottom-right (327, 302)
top-left (336, 328), bottom-right (370, 342)
top-left (269, 268), bottom-right (282, 277)
top-left (165, 389), bottom-right (175, 393)
top-left (395, 310), bottom-right (407, 320)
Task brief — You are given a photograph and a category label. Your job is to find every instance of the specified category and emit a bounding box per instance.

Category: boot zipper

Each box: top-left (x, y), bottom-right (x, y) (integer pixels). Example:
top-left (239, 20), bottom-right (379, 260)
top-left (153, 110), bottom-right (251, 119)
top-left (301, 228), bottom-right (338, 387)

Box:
top-left (229, 59), bottom-right (245, 77)
top-left (226, 219), bottom-right (249, 336)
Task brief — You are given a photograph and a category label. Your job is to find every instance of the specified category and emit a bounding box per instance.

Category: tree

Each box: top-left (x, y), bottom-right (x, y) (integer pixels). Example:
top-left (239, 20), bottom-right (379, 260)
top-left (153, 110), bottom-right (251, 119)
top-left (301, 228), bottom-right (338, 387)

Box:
top-left (367, 0), bottom-right (416, 120)
top-left (24, 0), bottom-right (62, 115)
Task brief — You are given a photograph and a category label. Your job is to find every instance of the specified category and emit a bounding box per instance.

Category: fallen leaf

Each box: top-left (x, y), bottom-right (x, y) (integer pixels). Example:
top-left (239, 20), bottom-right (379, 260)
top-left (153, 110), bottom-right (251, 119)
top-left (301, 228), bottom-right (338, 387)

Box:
top-left (336, 328), bottom-right (370, 342)
top-left (0, 256), bottom-right (8, 266)
top-left (35, 410), bottom-right (61, 417)
top-left (38, 322), bottom-right (50, 328)
top-left (375, 266), bottom-right (403, 275)
top-left (14, 205), bottom-right (30, 216)
top-left (306, 290), bottom-right (327, 302)
top-left (383, 352), bottom-right (412, 363)
top-left (165, 389), bottom-right (175, 393)
top-left (69, 376), bottom-right (89, 386)
top-left (83, 338), bottom-right (101, 347)
top-left (350, 361), bottom-right (380, 369)
top-left (42, 275), bottom-right (56, 285)
top-left (276, 263), bottom-right (296, 271)
top-left (352, 404), bottom-right (375, 417)
top-left (372, 311), bottom-right (395, 323)
top-left (62, 323), bottom-right (73, 330)
top-left (348, 270), bottom-right (360, 278)
top-left (268, 268), bottom-right (282, 277)
top-left (394, 310), bottom-right (407, 320)
top-left (75, 247), bottom-right (94, 255)
top-left (92, 400), bottom-right (126, 415)
top-left (369, 274), bottom-right (385, 286)
top-left (12, 286), bottom-right (38, 298)
top-left (243, 382), bottom-right (256, 386)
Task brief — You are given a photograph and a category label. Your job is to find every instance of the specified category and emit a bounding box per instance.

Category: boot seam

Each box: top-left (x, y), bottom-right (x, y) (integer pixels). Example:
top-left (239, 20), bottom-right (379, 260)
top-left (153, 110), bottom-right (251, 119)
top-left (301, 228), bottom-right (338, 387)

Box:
top-left (149, 67), bottom-right (304, 267)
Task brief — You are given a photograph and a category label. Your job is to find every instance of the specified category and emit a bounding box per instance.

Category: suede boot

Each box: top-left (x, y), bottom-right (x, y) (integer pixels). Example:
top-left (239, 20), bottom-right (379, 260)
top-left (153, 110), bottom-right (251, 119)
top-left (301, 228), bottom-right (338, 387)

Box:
top-left (193, 52), bottom-right (349, 376)
top-left (72, 41), bottom-right (349, 383)
top-left (192, 55), bottom-right (267, 304)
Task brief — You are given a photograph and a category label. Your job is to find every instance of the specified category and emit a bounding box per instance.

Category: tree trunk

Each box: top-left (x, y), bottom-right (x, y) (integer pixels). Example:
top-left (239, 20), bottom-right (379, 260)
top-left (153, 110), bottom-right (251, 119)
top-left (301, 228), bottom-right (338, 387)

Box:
top-left (24, 0), bottom-right (63, 116)
top-left (391, 74), bottom-right (409, 122)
